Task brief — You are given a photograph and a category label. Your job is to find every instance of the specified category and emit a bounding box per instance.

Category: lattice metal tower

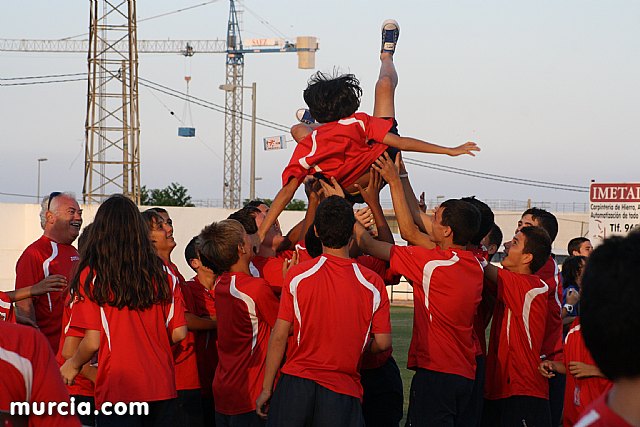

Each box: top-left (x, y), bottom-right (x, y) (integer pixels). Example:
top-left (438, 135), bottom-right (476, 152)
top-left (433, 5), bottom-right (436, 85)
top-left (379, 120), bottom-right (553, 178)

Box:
top-left (223, 0), bottom-right (244, 209)
top-left (83, 0), bottom-right (141, 204)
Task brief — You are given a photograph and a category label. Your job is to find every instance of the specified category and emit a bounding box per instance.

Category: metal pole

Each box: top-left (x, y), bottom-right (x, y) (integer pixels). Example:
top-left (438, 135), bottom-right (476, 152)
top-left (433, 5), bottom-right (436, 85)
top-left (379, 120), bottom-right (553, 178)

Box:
top-left (37, 158), bottom-right (47, 203)
top-left (250, 82), bottom-right (257, 200)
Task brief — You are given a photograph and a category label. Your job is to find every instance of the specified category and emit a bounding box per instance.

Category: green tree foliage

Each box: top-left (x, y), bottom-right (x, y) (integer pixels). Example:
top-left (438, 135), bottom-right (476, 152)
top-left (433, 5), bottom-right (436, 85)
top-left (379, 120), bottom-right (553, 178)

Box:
top-left (242, 198), bottom-right (307, 211)
top-left (140, 182), bottom-right (195, 207)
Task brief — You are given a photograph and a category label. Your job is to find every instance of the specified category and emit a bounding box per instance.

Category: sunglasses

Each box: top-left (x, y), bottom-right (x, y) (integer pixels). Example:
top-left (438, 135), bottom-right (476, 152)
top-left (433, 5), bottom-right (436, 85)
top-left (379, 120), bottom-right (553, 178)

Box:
top-left (47, 191), bottom-right (62, 211)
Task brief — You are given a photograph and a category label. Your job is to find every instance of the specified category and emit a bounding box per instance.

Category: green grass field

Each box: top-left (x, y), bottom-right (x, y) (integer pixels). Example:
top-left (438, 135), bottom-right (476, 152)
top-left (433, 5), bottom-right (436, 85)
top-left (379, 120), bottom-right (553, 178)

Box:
top-left (389, 305), bottom-right (414, 421)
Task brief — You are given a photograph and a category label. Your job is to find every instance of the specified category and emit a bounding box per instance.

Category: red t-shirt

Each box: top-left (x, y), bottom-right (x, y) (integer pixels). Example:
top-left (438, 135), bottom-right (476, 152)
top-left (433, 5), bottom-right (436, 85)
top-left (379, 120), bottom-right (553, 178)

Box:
top-left (389, 245), bottom-right (483, 380)
top-left (185, 276), bottom-right (218, 399)
top-left (14, 235), bottom-right (80, 353)
top-left (251, 255), bottom-right (287, 294)
top-left (213, 272), bottom-right (280, 415)
top-left (294, 241), bottom-right (313, 263)
top-left (282, 112), bottom-right (393, 188)
top-left (0, 291), bottom-right (15, 323)
top-left (55, 293), bottom-right (94, 397)
top-left (536, 256), bottom-right (564, 362)
top-left (574, 391), bottom-right (633, 427)
top-left (485, 269), bottom-right (549, 400)
top-left (0, 321), bottom-right (81, 427)
top-left (69, 267), bottom-right (186, 406)
top-left (279, 255), bottom-right (391, 399)
top-left (165, 263), bottom-right (200, 391)
top-left (562, 318), bottom-right (612, 427)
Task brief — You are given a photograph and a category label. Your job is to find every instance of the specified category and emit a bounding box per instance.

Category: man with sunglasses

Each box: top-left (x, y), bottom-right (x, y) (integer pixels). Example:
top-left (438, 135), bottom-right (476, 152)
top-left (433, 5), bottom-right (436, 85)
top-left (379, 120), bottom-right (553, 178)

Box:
top-left (14, 191), bottom-right (83, 352)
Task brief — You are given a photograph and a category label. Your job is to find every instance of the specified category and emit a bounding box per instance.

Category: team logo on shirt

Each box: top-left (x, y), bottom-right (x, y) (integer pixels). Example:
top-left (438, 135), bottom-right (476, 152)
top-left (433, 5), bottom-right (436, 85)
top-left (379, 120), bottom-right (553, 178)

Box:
top-left (71, 255), bottom-right (80, 262)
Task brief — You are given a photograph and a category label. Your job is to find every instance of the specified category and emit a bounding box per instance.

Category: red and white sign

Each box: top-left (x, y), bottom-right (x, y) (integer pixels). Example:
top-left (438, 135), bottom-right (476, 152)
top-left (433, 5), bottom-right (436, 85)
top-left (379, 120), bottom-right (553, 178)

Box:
top-left (263, 135), bottom-right (286, 151)
top-left (589, 182), bottom-right (640, 246)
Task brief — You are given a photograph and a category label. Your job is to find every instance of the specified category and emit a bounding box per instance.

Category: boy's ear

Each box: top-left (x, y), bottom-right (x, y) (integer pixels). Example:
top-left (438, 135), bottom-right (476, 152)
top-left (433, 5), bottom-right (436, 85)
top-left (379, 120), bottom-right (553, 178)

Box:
top-left (522, 252), bottom-right (534, 268)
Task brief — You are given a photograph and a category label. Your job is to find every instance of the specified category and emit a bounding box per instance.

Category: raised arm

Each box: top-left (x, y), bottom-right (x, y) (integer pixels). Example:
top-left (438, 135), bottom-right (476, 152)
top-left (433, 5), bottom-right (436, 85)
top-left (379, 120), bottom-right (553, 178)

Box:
top-left (354, 168), bottom-right (394, 245)
top-left (354, 222), bottom-right (392, 262)
top-left (382, 133), bottom-right (480, 157)
top-left (396, 155), bottom-right (434, 235)
top-left (373, 153), bottom-right (436, 249)
top-left (258, 178), bottom-right (300, 243)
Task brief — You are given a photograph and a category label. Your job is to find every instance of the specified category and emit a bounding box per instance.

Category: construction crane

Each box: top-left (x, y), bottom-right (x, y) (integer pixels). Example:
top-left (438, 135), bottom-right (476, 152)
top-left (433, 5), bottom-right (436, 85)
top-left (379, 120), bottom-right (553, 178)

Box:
top-left (0, 0), bottom-right (318, 207)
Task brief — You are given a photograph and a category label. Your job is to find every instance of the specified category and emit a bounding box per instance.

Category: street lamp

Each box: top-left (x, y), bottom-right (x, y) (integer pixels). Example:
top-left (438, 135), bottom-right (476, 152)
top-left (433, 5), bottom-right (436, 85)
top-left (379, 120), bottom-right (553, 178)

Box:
top-left (37, 158), bottom-right (48, 203)
top-left (219, 82), bottom-right (258, 200)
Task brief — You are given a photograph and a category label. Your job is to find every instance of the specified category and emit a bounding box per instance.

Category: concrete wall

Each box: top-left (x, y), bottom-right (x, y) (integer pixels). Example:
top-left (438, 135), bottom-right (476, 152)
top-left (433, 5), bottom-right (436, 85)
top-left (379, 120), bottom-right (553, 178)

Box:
top-left (0, 202), bottom-right (305, 291)
top-left (1, 202), bottom-right (589, 297)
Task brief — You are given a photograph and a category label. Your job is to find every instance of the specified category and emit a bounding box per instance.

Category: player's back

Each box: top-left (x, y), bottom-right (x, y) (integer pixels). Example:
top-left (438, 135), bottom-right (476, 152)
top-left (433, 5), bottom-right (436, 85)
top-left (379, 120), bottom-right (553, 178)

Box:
top-left (281, 254), bottom-right (391, 399)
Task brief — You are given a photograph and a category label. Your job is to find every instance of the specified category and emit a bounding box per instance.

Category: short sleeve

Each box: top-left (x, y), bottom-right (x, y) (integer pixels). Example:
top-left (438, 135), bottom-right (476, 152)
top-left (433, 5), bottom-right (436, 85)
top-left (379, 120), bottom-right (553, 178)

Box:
top-left (255, 281), bottom-right (281, 328)
top-left (179, 282), bottom-right (196, 314)
top-left (371, 277), bottom-right (392, 335)
top-left (69, 293), bottom-right (101, 331)
top-left (277, 277), bottom-right (295, 324)
top-left (168, 280), bottom-right (187, 331)
top-left (389, 245), bottom-right (433, 284)
top-left (15, 249), bottom-right (43, 290)
top-left (362, 114), bottom-right (394, 143)
top-left (0, 292), bottom-right (14, 323)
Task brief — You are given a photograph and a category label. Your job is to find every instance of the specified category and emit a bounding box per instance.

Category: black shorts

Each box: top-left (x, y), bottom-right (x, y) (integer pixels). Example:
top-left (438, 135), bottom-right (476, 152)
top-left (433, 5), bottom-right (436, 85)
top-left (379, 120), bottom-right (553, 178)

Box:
top-left (267, 374), bottom-right (364, 427)
top-left (215, 410), bottom-right (264, 427)
top-left (177, 389), bottom-right (204, 427)
top-left (481, 396), bottom-right (551, 427)
top-left (361, 356), bottom-right (403, 427)
top-left (406, 369), bottom-right (474, 427)
top-left (457, 355), bottom-right (486, 427)
top-left (96, 398), bottom-right (178, 427)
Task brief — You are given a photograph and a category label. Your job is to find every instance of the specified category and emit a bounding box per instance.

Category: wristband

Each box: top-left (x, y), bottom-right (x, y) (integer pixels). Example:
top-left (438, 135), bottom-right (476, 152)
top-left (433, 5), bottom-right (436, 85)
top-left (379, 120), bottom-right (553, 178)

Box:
top-left (563, 304), bottom-right (574, 314)
top-left (398, 173), bottom-right (408, 178)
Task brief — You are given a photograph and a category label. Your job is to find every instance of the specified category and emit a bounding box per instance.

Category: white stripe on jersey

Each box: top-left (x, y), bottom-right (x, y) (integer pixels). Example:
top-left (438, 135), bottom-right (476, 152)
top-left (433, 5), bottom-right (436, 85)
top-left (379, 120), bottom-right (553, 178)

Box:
top-left (574, 409), bottom-right (601, 427)
top-left (100, 307), bottom-right (112, 351)
top-left (421, 252), bottom-right (459, 322)
top-left (298, 130), bottom-right (319, 170)
top-left (163, 266), bottom-right (178, 328)
top-left (523, 280), bottom-right (549, 349)
top-left (229, 275), bottom-right (260, 354)
top-left (352, 263), bottom-right (381, 351)
top-left (42, 241), bottom-right (59, 312)
top-left (564, 323), bottom-right (582, 345)
top-left (0, 298), bottom-right (11, 310)
top-left (338, 117), bottom-right (366, 132)
top-left (553, 259), bottom-right (562, 312)
top-left (0, 345), bottom-right (33, 401)
top-left (288, 257), bottom-right (327, 344)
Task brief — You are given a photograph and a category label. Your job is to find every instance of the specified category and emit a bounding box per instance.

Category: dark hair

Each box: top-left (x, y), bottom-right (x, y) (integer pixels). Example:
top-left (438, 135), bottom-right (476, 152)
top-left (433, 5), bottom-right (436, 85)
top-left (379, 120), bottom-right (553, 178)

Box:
top-left (581, 232), bottom-right (640, 380)
top-left (460, 196), bottom-right (494, 246)
top-left (77, 223), bottom-right (94, 260)
top-left (567, 237), bottom-right (590, 255)
top-left (519, 226), bottom-right (552, 274)
top-left (522, 208), bottom-right (558, 242)
top-left (314, 196), bottom-right (355, 249)
top-left (485, 223), bottom-right (503, 249)
top-left (197, 219), bottom-right (245, 275)
top-left (561, 255), bottom-right (586, 287)
top-left (244, 199), bottom-right (269, 209)
top-left (184, 236), bottom-right (199, 272)
top-left (304, 222), bottom-right (323, 258)
top-left (303, 71), bottom-right (362, 123)
top-left (146, 207), bottom-right (168, 214)
top-left (228, 207), bottom-right (259, 235)
top-left (70, 194), bottom-right (170, 309)
top-left (440, 199), bottom-right (481, 246)
top-left (141, 209), bottom-right (164, 230)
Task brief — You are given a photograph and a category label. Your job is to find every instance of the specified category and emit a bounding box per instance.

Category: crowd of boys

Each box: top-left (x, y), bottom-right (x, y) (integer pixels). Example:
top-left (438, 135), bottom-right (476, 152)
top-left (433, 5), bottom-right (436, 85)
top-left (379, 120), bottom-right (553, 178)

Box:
top-left (2, 18), bottom-right (639, 427)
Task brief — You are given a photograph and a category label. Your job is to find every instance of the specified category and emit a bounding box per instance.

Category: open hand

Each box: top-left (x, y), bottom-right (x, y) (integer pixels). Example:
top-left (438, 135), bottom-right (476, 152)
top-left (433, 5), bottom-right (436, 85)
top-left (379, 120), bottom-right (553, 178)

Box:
top-left (32, 275), bottom-right (67, 296)
top-left (319, 176), bottom-right (345, 199)
top-left (354, 168), bottom-right (383, 207)
top-left (449, 141), bottom-right (480, 157)
top-left (372, 152), bottom-right (401, 184)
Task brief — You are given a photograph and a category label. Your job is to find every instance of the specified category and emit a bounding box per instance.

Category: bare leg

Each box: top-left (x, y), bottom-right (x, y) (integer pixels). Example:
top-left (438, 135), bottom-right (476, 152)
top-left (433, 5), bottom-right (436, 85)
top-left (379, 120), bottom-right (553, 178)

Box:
top-left (373, 54), bottom-right (398, 118)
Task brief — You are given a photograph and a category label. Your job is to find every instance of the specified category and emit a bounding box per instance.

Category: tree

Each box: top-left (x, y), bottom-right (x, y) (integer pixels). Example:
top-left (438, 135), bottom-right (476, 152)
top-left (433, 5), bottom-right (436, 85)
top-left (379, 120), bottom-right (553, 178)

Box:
top-left (140, 182), bottom-right (195, 207)
top-left (241, 197), bottom-right (307, 211)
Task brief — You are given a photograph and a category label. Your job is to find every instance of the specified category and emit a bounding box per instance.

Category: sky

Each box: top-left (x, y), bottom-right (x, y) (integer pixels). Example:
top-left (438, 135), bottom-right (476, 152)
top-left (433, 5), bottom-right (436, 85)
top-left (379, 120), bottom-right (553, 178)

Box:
top-left (1, 0), bottom-right (639, 208)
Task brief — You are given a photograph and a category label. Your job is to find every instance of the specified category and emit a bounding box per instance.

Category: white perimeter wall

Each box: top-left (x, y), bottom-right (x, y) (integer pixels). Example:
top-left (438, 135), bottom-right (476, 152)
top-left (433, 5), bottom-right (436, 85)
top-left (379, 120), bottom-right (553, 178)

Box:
top-left (0, 203), bottom-right (589, 302)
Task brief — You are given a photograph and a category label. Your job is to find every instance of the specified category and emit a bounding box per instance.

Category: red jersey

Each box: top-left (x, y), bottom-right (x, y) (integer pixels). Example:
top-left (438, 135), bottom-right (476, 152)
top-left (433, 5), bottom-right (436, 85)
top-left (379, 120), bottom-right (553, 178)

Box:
top-left (294, 241), bottom-right (313, 263)
top-left (389, 245), bottom-right (483, 380)
top-left (562, 318), bottom-right (612, 427)
top-left (251, 255), bottom-right (287, 293)
top-left (185, 276), bottom-right (218, 399)
top-left (279, 255), bottom-right (391, 399)
top-left (55, 293), bottom-right (94, 397)
top-left (0, 321), bottom-right (81, 427)
top-left (14, 235), bottom-right (79, 353)
top-left (471, 248), bottom-right (493, 356)
top-left (165, 263), bottom-right (200, 391)
top-left (485, 269), bottom-right (549, 400)
top-left (282, 113), bottom-right (393, 188)
top-left (0, 291), bottom-right (15, 322)
top-left (574, 391), bottom-right (632, 427)
top-left (213, 272), bottom-right (280, 415)
top-left (536, 256), bottom-right (564, 362)
top-left (69, 267), bottom-right (186, 406)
